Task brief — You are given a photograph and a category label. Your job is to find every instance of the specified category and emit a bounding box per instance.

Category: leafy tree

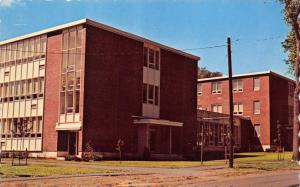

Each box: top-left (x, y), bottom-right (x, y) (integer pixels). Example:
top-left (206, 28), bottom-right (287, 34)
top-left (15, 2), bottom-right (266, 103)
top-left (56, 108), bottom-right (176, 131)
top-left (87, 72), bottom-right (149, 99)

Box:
top-left (279, 0), bottom-right (300, 161)
top-left (198, 67), bottom-right (223, 79)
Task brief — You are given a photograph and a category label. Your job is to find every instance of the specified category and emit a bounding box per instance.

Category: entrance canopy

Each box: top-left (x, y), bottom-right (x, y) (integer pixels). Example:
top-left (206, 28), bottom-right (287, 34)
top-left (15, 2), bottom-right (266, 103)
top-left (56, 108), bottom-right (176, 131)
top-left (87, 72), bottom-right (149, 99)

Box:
top-left (55, 122), bottom-right (82, 131)
top-left (133, 116), bottom-right (183, 127)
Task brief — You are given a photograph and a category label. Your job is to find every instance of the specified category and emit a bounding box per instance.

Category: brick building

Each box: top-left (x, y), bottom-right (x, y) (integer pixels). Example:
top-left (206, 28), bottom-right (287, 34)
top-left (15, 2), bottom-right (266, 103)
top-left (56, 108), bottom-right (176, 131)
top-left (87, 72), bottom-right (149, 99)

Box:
top-left (197, 71), bottom-right (294, 151)
top-left (0, 19), bottom-right (199, 159)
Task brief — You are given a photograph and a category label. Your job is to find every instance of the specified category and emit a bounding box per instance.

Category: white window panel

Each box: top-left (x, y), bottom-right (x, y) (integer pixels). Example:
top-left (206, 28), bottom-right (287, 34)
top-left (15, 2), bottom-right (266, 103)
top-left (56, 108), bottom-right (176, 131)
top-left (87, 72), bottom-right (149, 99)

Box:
top-left (19, 100), bottom-right (26, 117)
top-left (27, 62), bottom-right (33, 79)
top-left (254, 78), bottom-right (260, 91)
top-left (21, 63), bottom-right (28, 80)
top-left (13, 101), bottom-right (20, 118)
top-left (10, 66), bottom-right (16, 81)
top-left (254, 101), bottom-right (261, 114)
top-left (25, 100), bottom-right (31, 117)
top-left (38, 98), bottom-right (44, 116)
top-left (0, 68), bottom-right (4, 83)
top-left (33, 60), bottom-right (39, 78)
top-left (8, 102), bottom-right (13, 118)
top-left (16, 65), bottom-right (22, 81)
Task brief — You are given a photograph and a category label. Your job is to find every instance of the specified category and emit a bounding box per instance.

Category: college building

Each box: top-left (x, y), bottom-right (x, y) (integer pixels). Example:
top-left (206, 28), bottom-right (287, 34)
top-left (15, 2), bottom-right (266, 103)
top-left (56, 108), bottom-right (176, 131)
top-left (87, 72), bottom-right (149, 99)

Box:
top-left (197, 71), bottom-right (294, 151)
top-left (0, 19), bottom-right (199, 159)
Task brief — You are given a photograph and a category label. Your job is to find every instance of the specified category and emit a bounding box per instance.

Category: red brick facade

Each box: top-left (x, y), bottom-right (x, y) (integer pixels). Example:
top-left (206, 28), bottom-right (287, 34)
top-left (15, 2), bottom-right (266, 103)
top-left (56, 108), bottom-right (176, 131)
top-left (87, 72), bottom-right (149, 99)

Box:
top-left (197, 72), bottom-right (294, 150)
top-left (0, 19), bottom-right (198, 158)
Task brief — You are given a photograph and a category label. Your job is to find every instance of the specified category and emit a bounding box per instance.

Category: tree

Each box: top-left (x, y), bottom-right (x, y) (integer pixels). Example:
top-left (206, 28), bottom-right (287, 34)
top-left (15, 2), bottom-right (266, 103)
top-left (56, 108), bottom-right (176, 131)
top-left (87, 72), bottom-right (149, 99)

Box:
top-left (279, 0), bottom-right (300, 161)
top-left (198, 67), bottom-right (223, 79)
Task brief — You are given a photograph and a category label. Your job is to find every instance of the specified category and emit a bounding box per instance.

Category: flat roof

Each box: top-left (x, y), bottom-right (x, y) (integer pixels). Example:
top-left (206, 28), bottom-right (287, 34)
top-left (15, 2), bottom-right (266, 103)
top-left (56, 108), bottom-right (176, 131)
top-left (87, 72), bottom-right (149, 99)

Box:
top-left (197, 70), bottom-right (295, 83)
top-left (0, 18), bottom-right (200, 61)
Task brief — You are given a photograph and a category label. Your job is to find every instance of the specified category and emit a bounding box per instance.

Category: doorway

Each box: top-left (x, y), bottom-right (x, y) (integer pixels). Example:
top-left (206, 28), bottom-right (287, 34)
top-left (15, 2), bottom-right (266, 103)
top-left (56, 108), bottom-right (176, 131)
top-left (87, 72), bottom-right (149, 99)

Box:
top-left (68, 132), bottom-right (77, 155)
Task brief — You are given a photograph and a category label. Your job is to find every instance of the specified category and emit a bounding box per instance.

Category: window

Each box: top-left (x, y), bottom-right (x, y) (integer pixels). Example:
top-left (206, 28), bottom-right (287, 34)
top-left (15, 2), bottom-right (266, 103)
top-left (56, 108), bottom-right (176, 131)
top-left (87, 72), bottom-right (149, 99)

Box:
top-left (197, 84), bottom-right (202, 95)
top-left (143, 84), bottom-right (159, 106)
top-left (211, 104), bottom-right (222, 113)
top-left (212, 82), bottom-right (222, 94)
top-left (233, 79), bottom-right (243, 92)
top-left (143, 46), bottom-right (160, 70)
top-left (253, 101), bottom-right (261, 114)
top-left (4, 71), bottom-right (9, 76)
top-left (254, 124), bottom-right (260, 137)
top-left (60, 27), bottom-right (82, 115)
top-left (233, 103), bottom-right (243, 115)
top-left (31, 104), bottom-right (37, 109)
top-left (254, 77), bottom-right (260, 91)
top-left (39, 64), bottom-right (45, 70)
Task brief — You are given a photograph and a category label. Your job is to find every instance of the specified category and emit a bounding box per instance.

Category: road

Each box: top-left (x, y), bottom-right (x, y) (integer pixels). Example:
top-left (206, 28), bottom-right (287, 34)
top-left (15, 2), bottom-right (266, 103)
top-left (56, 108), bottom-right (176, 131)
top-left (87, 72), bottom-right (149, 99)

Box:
top-left (195, 170), bottom-right (300, 187)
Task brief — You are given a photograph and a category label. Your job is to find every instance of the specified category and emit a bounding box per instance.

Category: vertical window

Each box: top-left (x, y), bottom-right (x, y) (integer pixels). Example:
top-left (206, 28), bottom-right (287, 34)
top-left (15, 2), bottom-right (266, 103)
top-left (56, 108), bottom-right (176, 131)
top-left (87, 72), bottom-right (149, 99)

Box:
top-left (143, 84), bottom-right (159, 106)
top-left (211, 104), bottom-right (222, 113)
top-left (197, 84), bottom-right (202, 95)
top-left (154, 86), bottom-right (159, 105)
top-left (60, 92), bottom-right (65, 114)
top-left (148, 85), bottom-right (154, 104)
top-left (143, 84), bottom-right (147, 103)
top-left (143, 46), bottom-right (160, 70)
top-left (233, 103), bottom-right (243, 115)
top-left (233, 79), bottom-right (243, 92)
top-left (69, 30), bottom-right (76, 49)
top-left (155, 51), bottom-right (160, 70)
top-left (254, 77), bottom-right (260, 91)
top-left (254, 124), bottom-right (260, 137)
top-left (67, 91), bottom-right (73, 113)
top-left (253, 101), bottom-right (261, 114)
top-left (75, 90), bottom-right (80, 113)
top-left (61, 27), bottom-right (82, 115)
top-left (63, 33), bottom-right (68, 50)
top-left (212, 82), bottom-right (222, 94)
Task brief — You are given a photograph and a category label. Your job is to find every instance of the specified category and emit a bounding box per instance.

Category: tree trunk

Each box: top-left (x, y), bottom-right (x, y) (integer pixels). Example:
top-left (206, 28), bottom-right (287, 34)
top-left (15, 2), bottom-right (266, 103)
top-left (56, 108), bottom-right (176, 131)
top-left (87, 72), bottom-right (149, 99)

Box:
top-left (293, 39), bottom-right (300, 161)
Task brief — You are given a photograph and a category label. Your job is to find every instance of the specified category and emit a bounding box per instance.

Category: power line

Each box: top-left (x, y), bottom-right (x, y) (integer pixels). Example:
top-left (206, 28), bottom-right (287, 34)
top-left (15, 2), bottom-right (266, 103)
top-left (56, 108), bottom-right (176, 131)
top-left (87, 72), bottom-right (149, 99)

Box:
top-left (182, 44), bottom-right (227, 51)
top-left (181, 35), bottom-right (284, 52)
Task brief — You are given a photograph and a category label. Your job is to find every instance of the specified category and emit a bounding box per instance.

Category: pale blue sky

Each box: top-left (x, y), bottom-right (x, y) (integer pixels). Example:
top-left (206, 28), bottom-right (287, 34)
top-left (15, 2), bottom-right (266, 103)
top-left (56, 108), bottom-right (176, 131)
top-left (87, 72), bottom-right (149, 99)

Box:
top-left (0, 0), bottom-right (290, 76)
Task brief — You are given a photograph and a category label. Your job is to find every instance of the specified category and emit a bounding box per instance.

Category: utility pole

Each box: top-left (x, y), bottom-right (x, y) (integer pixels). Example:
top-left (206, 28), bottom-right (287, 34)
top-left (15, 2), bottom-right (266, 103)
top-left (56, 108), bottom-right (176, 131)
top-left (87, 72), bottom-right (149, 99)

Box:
top-left (227, 37), bottom-right (234, 168)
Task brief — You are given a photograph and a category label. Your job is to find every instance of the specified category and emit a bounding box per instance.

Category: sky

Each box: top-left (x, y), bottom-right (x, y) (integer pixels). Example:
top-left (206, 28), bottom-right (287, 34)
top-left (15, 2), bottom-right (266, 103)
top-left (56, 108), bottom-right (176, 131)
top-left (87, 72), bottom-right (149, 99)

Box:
top-left (0, 0), bottom-right (291, 77)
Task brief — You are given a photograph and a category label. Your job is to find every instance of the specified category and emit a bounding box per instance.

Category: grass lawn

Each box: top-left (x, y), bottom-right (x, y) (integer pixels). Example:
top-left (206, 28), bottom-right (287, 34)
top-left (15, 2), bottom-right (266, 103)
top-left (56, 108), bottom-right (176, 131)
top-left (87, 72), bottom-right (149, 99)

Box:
top-left (0, 163), bottom-right (112, 177)
top-left (15, 151), bottom-right (297, 168)
top-left (1, 152), bottom-right (298, 178)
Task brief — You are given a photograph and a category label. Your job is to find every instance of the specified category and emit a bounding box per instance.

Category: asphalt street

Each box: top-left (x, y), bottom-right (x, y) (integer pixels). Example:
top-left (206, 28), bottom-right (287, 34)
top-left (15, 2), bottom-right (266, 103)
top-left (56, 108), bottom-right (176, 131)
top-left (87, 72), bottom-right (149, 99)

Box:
top-left (194, 171), bottom-right (300, 187)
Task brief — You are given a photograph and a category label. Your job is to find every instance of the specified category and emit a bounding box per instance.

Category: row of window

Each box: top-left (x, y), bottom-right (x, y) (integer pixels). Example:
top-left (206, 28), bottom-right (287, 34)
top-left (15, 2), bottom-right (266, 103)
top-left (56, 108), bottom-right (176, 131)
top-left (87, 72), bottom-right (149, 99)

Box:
top-left (143, 84), bottom-right (159, 105)
top-left (0, 117), bottom-right (42, 138)
top-left (143, 47), bottom-right (160, 70)
top-left (198, 77), bottom-right (261, 95)
top-left (208, 101), bottom-right (261, 115)
top-left (0, 35), bottom-right (47, 65)
top-left (0, 78), bottom-right (44, 99)
top-left (197, 123), bottom-right (239, 146)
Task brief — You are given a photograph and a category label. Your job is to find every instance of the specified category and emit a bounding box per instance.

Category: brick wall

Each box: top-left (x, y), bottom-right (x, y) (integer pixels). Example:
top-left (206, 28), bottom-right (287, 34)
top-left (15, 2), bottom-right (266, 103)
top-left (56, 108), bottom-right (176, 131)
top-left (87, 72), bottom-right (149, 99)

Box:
top-left (160, 50), bottom-right (198, 155)
top-left (198, 75), bottom-right (271, 146)
top-left (83, 25), bottom-right (144, 153)
top-left (43, 33), bottom-right (62, 152)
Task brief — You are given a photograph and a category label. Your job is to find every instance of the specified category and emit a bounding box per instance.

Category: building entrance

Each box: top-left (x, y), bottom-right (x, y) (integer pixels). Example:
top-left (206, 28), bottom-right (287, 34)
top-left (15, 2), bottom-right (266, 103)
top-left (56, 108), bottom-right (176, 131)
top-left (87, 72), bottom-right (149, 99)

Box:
top-left (68, 132), bottom-right (77, 155)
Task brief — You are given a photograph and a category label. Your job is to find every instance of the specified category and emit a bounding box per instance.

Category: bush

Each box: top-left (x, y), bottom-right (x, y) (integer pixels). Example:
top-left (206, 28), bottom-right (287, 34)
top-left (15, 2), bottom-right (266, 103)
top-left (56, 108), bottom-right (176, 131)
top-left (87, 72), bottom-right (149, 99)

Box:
top-left (93, 153), bottom-right (103, 161)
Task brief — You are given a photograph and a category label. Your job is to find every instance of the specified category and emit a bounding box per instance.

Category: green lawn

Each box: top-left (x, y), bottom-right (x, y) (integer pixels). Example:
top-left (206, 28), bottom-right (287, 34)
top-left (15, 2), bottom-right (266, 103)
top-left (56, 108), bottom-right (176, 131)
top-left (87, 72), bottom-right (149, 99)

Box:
top-left (0, 163), bottom-right (112, 177)
top-left (19, 152), bottom-right (296, 168)
top-left (0, 152), bottom-right (297, 178)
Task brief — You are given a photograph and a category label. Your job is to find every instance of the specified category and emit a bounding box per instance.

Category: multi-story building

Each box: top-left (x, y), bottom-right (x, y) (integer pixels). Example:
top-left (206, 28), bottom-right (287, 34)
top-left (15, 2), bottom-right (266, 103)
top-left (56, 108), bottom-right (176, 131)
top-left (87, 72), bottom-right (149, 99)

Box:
top-left (0, 19), bottom-right (199, 159)
top-left (197, 71), bottom-right (294, 151)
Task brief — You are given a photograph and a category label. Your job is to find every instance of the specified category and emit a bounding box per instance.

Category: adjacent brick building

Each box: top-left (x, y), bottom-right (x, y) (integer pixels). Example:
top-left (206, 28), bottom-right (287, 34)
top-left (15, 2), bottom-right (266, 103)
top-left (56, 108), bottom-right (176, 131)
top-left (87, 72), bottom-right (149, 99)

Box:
top-left (197, 71), bottom-right (294, 151)
top-left (0, 19), bottom-right (199, 159)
